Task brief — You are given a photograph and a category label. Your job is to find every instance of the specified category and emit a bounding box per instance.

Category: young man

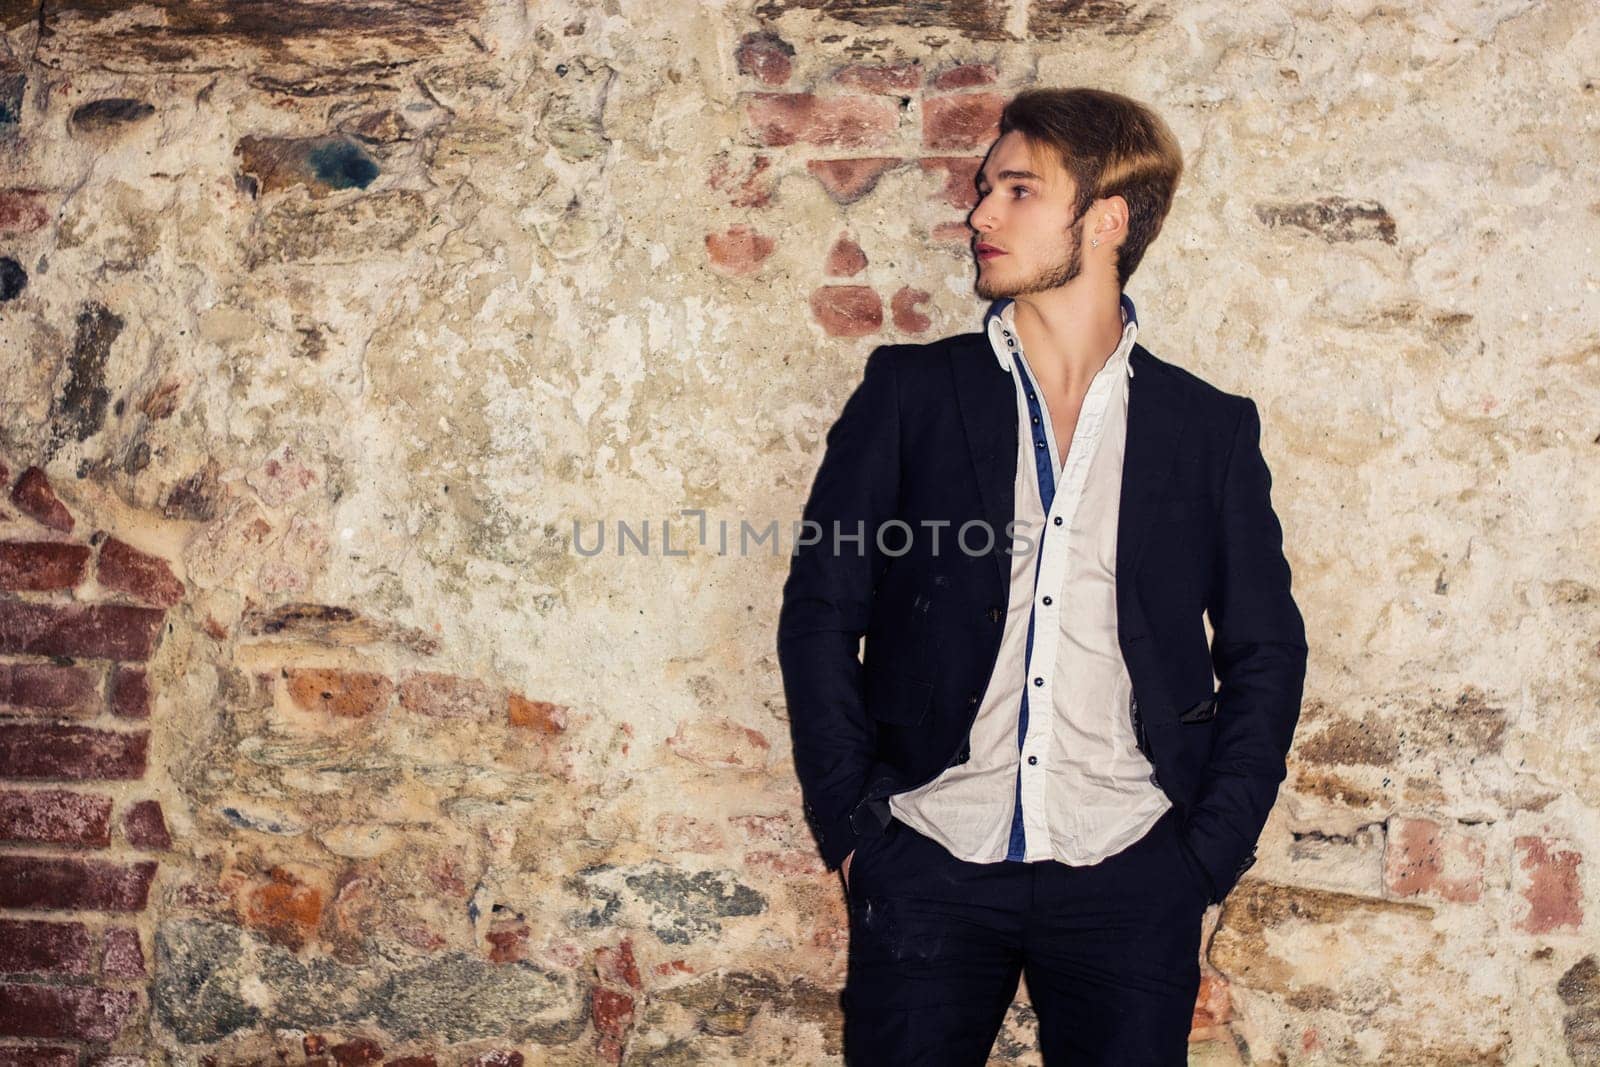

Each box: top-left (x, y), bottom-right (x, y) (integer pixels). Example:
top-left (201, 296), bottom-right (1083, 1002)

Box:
top-left (776, 87), bottom-right (1308, 1065)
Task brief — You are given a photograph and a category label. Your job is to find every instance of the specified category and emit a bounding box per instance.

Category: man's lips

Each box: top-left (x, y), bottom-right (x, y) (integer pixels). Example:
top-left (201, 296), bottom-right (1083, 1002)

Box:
top-left (976, 244), bottom-right (1005, 260)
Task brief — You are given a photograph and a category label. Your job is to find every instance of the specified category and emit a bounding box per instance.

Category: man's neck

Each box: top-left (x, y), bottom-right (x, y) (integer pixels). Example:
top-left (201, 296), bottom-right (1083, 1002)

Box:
top-left (1009, 288), bottom-right (1127, 398)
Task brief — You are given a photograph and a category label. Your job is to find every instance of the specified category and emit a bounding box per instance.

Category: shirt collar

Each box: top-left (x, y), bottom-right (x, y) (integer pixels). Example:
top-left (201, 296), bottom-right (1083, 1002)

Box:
top-left (984, 292), bottom-right (1139, 378)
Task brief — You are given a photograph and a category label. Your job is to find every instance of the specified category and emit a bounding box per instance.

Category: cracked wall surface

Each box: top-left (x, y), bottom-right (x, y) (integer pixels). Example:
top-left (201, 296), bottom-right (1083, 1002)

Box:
top-left (0, 0), bottom-right (1597, 1063)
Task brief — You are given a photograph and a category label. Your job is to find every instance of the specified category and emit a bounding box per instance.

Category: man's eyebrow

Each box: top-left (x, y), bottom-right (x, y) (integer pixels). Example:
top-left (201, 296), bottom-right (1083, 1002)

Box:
top-left (976, 169), bottom-right (1045, 187)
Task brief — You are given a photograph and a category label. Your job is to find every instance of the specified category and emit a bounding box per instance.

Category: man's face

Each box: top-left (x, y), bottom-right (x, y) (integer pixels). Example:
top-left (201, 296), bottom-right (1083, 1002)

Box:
top-left (971, 131), bottom-right (1087, 300)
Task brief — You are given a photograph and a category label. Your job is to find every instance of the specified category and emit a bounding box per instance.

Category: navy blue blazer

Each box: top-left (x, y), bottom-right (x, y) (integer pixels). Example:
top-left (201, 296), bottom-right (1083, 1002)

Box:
top-left (776, 331), bottom-right (1308, 905)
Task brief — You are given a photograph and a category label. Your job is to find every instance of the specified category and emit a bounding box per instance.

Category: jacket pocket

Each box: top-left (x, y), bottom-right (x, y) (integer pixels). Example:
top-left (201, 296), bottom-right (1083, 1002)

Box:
top-left (1178, 693), bottom-right (1218, 724)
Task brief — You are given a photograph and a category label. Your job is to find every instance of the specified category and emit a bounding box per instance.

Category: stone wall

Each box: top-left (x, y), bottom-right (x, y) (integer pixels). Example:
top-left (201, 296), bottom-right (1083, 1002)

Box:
top-left (1, 0), bottom-right (1597, 1064)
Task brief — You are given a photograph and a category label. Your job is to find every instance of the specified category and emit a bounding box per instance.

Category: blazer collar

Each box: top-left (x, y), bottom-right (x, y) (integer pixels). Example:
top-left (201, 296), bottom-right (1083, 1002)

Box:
top-left (949, 332), bottom-right (1187, 593)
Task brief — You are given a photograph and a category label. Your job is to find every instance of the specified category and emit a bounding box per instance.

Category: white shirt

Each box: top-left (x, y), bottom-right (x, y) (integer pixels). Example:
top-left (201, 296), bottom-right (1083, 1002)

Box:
top-left (887, 294), bottom-right (1172, 864)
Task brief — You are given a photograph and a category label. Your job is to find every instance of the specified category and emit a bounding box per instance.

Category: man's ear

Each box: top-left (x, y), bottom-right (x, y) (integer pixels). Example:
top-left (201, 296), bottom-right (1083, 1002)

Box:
top-left (1095, 194), bottom-right (1131, 246)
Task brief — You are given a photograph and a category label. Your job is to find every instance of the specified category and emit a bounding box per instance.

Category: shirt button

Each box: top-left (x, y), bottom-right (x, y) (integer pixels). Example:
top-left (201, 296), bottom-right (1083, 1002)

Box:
top-left (1053, 516), bottom-right (1063, 526)
top-left (1027, 756), bottom-right (1038, 765)
top-left (1036, 440), bottom-right (1045, 449)
top-left (1042, 596), bottom-right (1052, 606)
top-left (1033, 677), bottom-right (1044, 687)
top-left (1031, 416), bottom-right (1039, 424)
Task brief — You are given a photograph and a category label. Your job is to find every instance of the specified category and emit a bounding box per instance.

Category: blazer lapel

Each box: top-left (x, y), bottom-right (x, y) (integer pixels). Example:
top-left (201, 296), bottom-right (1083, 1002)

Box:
top-left (1117, 343), bottom-right (1187, 583)
top-left (949, 334), bottom-right (1018, 592)
top-left (949, 337), bottom-right (1187, 592)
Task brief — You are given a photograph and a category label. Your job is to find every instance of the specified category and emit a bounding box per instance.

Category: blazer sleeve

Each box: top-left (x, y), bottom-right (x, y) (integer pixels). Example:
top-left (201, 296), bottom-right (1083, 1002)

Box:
top-left (1183, 396), bottom-right (1309, 903)
top-left (776, 344), bottom-right (902, 871)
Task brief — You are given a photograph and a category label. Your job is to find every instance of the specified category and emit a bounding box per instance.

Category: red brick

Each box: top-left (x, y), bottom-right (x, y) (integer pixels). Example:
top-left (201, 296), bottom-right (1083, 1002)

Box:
top-left (101, 927), bottom-right (145, 979)
top-left (0, 919), bottom-right (92, 975)
top-left (285, 668), bottom-right (393, 718)
top-left (833, 62), bottom-right (921, 93)
top-left (96, 536), bottom-right (183, 608)
top-left (594, 938), bottom-right (641, 990)
top-left (931, 63), bottom-right (998, 90)
top-left (0, 724), bottom-right (147, 781)
top-left (922, 92), bottom-right (1005, 150)
top-left (0, 788), bottom-right (113, 846)
top-left (705, 225), bottom-right (775, 276)
top-left (743, 93), bottom-right (898, 149)
top-left (825, 235), bottom-right (868, 277)
top-left (0, 983), bottom-right (140, 1042)
top-left (1384, 816), bottom-right (1485, 903)
top-left (10, 469), bottom-right (74, 534)
top-left (383, 1059), bottom-right (438, 1067)
top-left (0, 1047), bottom-right (78, 1067)
top-left (931, 220), bottom-right (973, 242)
top-left (1191, 972), bottom-right (1232, 1028)
top-left (0, 662), bottom-right (99, 716)
top-left (0, 602), bottom-right (165, 661)
top-left (653, 813), bottom-right (723, 853)
top-left (734, 31), bottom-right (793, 86)
top-left (249, 442), bottom-right (322, 507)
top-left (109, 667), bottom-right (149, 720)
top-left (0, 541), bottom-right (91, 591)
top-left (429, 852), bottom-right (469, 897)
top-left (122, 799), bottom-right (170, 850)
top-left (727, 813), bottom-right (794, 843)
top-left (398, 671), bottom-right (494, 719)
top-left (707, 152), bottom-right (775, 209)
top-left (507, 694), bottom-right (568, 734)
top-left (486, 919), bottom-right (530, 963)
top-left (808, 285), bottom-right (883, 338)
top-left (591, 986), bottom-right (634, 1041)
top-left (0, 189), bottom-right (49, 235)
top-left (330, 1038), bottom-right (383, 1066)
top-left (1513, 835), bottom-right (1583, 933)
top-left (806, 157), bottom-right (902, 205)
top-left (918, 155), bottom-right (983, 209)
top-left (243, 866), bottom-right (325, 949)
top-left (744, 848), bottom-right (824, 876)
top-left (891, 286), bottom-right (933, 333)
top-left (0, 856), bottom-right (157, 911)
top-left (665, 715), bottom-right (771, 770)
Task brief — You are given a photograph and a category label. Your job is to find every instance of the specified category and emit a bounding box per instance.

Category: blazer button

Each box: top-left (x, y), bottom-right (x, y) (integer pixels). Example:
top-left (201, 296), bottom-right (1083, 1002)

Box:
top-left (986, 606), bottom-right (1003, 623)
top-left (966, 692), bottom-right (979, 706)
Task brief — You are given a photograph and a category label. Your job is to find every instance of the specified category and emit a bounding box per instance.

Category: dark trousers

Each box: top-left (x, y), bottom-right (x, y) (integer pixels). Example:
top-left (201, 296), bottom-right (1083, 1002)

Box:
top-left (842, 805), bottom-right (1209, 1066)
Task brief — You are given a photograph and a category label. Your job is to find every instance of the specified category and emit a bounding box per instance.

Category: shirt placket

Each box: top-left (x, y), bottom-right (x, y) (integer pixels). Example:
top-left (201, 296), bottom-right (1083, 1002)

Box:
top-left (1003, 332), bottom-right (1119, 862)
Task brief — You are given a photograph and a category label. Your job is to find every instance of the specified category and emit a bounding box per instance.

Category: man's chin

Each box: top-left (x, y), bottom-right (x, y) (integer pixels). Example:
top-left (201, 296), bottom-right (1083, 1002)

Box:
top-left (975, 273), bottom-right (1014, 301)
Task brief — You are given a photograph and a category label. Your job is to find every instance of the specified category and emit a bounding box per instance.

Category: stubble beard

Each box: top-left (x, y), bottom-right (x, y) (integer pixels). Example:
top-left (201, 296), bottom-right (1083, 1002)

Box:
top-left (975, 216), bottom-right (1085, 301)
